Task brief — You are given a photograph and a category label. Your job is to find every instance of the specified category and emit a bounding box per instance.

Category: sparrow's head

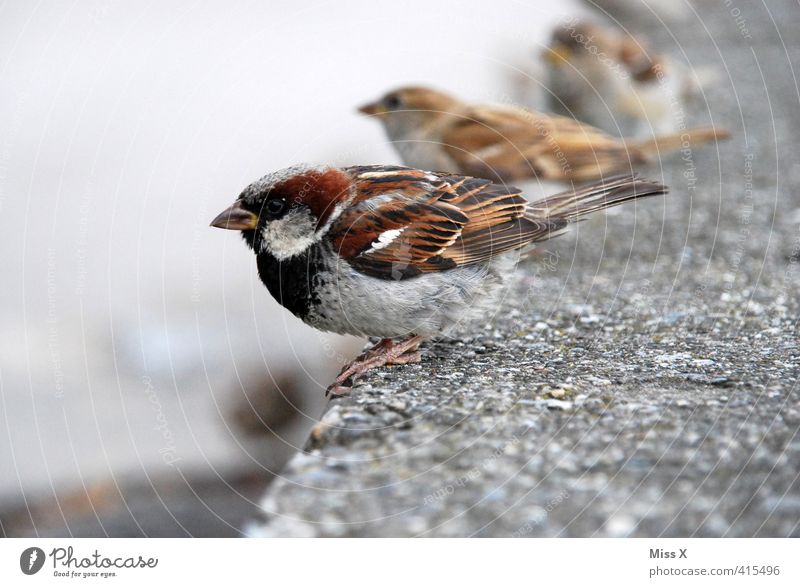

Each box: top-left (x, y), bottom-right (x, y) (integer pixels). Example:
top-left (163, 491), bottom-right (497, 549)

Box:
top-left (544, 21), bottom-right (619, 68)
top-left (358, 86), bottom-right (464, 137)
top-left (210, 164), bottom-right (353, 260)
top-left (544, 21), bottom-right (655, 81)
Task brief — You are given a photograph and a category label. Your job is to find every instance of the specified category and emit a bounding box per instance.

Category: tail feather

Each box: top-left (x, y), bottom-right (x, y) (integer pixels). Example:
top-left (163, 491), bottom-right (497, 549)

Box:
top-left (632, 126), bottom-right (731, 158)
top-left (526, 174), bottom-right (668, 224)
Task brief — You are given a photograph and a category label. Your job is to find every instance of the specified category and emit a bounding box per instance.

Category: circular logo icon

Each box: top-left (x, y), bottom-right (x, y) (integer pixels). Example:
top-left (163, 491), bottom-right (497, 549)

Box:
top-left (20, 547), bottom-right (45, 575)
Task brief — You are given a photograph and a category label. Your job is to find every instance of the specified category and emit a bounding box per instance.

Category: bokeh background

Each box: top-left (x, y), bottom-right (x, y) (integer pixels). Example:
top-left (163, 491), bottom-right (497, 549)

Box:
top-left (0, 0), bottom-right (596, 536)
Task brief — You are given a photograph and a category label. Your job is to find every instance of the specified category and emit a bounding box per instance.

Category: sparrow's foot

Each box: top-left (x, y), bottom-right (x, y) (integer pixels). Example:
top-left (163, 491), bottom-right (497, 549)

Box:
top-left (386, 350), bottom-right (422, 365)
top-left (325, 335), bottom-right (424, 397)
top-left (325, 384), bottom-right (352, 398)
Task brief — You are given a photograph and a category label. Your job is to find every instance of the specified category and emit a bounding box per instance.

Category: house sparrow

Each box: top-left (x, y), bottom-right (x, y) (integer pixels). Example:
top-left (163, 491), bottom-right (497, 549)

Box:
top-left (358, 86), bottom-right (728, 183)
top-left (544, 19), bottom-right (714, 135)
top-left (211, 164), bottom-right (667, 396)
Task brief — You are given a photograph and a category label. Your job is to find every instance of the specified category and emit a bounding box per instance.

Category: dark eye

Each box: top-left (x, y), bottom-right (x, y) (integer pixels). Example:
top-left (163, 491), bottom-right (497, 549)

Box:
top-left (384, 94), bottom-right (402, 110)
top-left (265, 198), bottom-right (287, 217)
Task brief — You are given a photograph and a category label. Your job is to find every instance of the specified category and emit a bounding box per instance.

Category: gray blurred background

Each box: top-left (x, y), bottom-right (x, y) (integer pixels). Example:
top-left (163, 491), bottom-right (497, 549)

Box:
top-left (0, 0), bottom-right (587, 536)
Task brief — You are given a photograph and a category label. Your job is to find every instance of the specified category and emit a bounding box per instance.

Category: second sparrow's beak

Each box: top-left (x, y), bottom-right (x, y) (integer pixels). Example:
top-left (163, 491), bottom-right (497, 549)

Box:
top-left (543, 43), bottom-right (571, 66)
top-left (358, 101), bottom-right (385, 116)
top-left (210, 201), bottom-right (258, 230)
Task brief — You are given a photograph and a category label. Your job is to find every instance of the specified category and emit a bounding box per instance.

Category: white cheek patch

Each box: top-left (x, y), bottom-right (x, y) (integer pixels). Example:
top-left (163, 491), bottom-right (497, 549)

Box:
top-left (260, 209), bottom-right (317, 260)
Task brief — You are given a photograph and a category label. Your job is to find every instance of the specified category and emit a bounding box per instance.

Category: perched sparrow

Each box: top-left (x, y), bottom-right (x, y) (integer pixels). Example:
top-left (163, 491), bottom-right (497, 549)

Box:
top-left (544, 19), bottom-right (714, 135)
top-left (358, 86), bottom-right (728, 183)
top-left (211, 164), bottom-right (667, 396)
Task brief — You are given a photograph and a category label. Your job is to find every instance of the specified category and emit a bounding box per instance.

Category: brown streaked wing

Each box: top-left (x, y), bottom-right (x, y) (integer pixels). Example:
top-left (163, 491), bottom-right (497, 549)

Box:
top-left (347, 165), bottom-right (438, 202)
top-left (442, 105), bottom-right (645, 182)
top-left (330, 168), bottom-right (564, 279)
top-left (329, 168), bottom-right (467, 279)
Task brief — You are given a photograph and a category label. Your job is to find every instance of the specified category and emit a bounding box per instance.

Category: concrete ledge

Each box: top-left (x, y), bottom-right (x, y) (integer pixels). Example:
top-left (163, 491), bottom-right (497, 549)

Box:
top-left (250, 270), bottom-right (799, 537)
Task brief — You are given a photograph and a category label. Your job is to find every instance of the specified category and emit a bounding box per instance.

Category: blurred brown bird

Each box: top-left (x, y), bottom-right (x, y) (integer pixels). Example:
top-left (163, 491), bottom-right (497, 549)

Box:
top-left (544, 19), bottom-right (716, 135)
top-left (359, 86), bottom-right (729, 183)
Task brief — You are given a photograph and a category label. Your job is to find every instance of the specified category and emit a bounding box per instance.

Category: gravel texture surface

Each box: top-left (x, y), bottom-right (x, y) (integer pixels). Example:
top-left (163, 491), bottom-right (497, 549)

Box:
top-left (251, 0), bottom-right (800, 537)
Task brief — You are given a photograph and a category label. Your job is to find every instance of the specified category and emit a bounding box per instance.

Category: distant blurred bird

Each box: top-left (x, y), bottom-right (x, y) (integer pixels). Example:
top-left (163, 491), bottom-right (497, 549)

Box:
top-left (359, 86), bottom-right (728, 183)
top-left (584, 0), bottom-right (691, 25)
top-left (543, 19), bottom-right (715, 135)
top-left (211, 163), bottom-right (667, 395)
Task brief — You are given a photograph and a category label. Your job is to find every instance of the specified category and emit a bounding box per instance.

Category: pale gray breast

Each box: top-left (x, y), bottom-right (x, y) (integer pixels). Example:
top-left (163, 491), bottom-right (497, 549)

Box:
top-left (305, 245), bottom-right (517, 339)
top-left (383, 124), bottom-right (459, 174)
top-left (394, 139), bottom-right (459, 174)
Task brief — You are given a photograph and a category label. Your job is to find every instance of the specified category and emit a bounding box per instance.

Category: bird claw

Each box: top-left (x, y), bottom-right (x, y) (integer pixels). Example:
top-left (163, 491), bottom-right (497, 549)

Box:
top-left (323, 336), bottom-right (424, 398)
top-left (386, 350), bottom-right (422, 365)
top-left (325, 384), bottom-right (352, 398)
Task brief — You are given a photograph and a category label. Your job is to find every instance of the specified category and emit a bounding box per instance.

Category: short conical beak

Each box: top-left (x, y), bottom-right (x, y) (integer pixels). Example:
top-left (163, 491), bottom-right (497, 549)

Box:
top-left (358, 101), bottom-right (384, 116)
top-left (542, 43), bottom-right (571, 66)
top-left (210, 201), bottom-right (258, 230)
